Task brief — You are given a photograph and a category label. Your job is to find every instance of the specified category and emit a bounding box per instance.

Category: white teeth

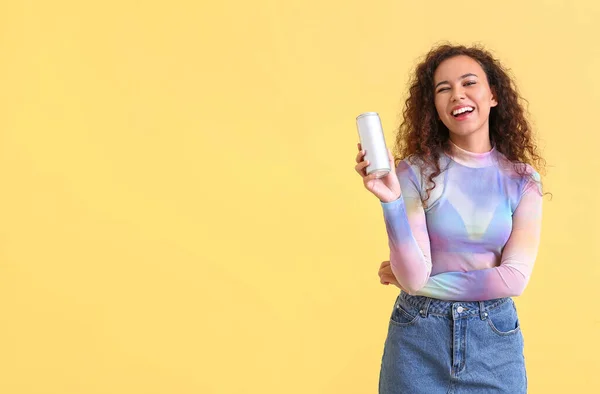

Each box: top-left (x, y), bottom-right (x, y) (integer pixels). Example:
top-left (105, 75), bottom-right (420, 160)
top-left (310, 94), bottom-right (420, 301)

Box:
top-left (452, 107), bottom-right (474, 116)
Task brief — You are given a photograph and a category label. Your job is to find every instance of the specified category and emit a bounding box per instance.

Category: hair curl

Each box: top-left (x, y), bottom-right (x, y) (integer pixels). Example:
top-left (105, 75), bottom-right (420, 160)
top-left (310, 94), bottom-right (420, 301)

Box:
top-left (394, 43), bottom-right (547, 205)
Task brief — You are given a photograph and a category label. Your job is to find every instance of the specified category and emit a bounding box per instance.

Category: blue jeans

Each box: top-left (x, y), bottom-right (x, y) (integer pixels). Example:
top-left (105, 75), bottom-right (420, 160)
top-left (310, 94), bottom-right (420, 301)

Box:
top-left (379, 291), bottom-right (527, 393)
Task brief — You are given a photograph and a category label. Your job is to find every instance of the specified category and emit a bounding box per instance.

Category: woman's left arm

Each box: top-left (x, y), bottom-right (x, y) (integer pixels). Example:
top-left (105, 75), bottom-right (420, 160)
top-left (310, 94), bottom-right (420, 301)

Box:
top-left (414, 178), bottom-right (543, 301)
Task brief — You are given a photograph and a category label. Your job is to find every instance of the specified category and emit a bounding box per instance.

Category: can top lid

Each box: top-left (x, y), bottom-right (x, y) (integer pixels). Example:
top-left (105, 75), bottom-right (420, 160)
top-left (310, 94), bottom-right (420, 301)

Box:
top-left (356, 112), bottom-right (379, 119)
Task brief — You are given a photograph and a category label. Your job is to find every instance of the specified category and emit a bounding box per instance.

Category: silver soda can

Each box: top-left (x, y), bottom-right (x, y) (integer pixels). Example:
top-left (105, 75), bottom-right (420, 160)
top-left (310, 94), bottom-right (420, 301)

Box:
top-left (356, 112), bottom-right (391, 178)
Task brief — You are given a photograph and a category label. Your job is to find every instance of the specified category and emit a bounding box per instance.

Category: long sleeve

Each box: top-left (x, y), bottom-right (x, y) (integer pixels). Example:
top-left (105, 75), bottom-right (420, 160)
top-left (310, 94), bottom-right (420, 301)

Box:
top-left (415, 175), bottom-right (543, 301)
top-left (381, 161), bottom-right (432, 294)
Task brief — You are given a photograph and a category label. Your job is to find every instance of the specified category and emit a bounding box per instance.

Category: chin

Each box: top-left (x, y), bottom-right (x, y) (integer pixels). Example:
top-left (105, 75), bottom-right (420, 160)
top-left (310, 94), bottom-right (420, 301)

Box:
top-left (446, 122), bottom-right (485, 138)
top-left (458, 130), bottom-right (480, 137)
top-left (447, 127), bottom-right (478, 137)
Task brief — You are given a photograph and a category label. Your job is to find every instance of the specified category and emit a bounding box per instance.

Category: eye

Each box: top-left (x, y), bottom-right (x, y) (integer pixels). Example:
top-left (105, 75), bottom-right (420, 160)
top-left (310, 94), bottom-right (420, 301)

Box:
top-left (436, 87), bottom-right (450, 93)
top-left (464, 80), bottom-right (477, 86)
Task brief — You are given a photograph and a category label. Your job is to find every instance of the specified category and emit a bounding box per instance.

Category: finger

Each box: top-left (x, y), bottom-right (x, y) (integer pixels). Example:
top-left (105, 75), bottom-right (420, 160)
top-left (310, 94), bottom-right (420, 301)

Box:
top-left (378, 271), bottom-right (392, 282)
top-left (381, 275), bottom-right (398, 286)
top-left (381, 272), bottom-right (395, 280)
top-left (355, 149), bottom-right (366, 163)
top-left (378, 267), bottom-right (391, 277)
top-left (364, 172), bottom-right (380, 183)
top-left (381, 260), bottom-right (390, 268)
top-left (355, 160), bottom-right (370, 175)
top-left (380, 270), bottom-right (397, 281)
top-left (357, 142), bottom-right (362, 151)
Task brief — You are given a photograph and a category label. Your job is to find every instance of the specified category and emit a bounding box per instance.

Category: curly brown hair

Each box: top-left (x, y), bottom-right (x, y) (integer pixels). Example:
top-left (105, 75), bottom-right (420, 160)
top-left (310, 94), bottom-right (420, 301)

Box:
top-left (394, 43), bottom-right (547, 205)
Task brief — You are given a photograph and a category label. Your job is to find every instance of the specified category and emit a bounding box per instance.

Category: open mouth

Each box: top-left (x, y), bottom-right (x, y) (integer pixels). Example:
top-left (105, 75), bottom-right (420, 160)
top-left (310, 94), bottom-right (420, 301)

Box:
top-left (452, 106), bottom-right (474, 117)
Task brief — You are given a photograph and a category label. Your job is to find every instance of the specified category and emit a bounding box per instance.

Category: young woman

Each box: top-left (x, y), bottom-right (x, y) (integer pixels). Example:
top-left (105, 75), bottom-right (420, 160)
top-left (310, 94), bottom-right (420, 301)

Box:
top-left (354, 44), bottom-right (545, 393)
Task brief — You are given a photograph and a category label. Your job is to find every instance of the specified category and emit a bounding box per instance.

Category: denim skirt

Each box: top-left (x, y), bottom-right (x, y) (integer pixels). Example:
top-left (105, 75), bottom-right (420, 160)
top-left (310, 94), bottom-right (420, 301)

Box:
top-left (379, 291), bottom-right (527, 393)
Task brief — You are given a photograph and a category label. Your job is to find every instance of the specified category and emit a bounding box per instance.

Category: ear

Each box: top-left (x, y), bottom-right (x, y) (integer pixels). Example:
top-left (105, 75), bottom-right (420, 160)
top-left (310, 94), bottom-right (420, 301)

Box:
top-left (490, 87), bottom-right (498, 107)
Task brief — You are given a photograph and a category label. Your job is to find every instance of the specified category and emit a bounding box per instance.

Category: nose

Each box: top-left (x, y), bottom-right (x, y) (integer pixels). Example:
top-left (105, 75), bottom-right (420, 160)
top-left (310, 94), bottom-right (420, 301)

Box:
top-left (451, 86), bottom-right (466, 102)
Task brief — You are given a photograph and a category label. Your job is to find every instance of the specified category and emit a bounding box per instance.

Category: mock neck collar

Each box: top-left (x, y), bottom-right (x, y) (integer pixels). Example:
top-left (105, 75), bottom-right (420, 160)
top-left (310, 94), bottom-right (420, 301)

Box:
top-left (446, 139), bottom-right (497, 168)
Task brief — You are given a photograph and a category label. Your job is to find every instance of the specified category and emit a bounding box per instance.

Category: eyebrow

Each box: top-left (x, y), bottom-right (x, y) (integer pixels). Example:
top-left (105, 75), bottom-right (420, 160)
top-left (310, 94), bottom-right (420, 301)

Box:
top-left (435, 73), bottom-right (479, 89)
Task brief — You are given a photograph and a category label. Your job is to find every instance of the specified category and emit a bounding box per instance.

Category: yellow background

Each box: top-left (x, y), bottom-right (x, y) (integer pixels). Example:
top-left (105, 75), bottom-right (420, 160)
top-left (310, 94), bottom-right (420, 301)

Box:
top-left (0, 0), bottom-right (598, 393)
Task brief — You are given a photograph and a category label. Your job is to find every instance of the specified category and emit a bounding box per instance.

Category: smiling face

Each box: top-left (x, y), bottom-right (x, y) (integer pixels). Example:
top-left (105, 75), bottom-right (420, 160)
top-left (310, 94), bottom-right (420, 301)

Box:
top-left (433, 55), bottom-right (498, 143)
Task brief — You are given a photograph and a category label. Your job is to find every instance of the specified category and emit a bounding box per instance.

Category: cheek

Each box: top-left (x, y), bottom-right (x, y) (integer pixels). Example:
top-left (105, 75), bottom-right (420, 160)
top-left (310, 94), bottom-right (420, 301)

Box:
top-left (475, 95), bottom-right (493, 113)
top-left (474, 89), bottom-right (494, 108)
top-left (434, 98), bottom-right (446, 118)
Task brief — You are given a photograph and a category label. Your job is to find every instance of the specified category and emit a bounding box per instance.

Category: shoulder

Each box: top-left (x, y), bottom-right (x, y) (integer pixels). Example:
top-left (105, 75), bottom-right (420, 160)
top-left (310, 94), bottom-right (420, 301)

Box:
top-left (396, 155), bottom-right (423, 173)
top-left (521, 164), bottom-right (542, 196)
top-left (395, 154), bottom-right (434, 181)
top-left (495, 153), bottom-right (542, 196)
top-left (396, 154), bottom-right (442, 176)
top-left (393, 156), bottom-right (425, 190)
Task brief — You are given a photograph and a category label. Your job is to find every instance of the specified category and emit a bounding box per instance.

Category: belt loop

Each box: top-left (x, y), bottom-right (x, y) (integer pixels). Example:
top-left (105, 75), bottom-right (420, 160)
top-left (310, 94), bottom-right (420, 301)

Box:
top-left (478, 301), bottom-right (488, 320)
top-left (419, 298), bottom-right (431, 318)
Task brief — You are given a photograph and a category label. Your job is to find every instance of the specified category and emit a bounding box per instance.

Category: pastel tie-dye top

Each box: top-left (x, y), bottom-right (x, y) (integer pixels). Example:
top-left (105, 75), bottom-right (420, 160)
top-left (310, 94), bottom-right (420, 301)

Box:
top-left (382, 140), bottom-right (543, 301)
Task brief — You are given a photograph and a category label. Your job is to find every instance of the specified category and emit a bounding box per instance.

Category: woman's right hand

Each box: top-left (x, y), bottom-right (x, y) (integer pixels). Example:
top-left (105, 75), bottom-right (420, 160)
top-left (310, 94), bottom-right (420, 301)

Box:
top-left (354, 143), bottom-right (401, 203)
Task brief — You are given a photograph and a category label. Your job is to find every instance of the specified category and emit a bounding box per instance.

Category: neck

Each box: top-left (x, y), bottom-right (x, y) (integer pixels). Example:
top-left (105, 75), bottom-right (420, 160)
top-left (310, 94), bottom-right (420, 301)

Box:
top-left (446, 137), bottom-right (496, 168)
top-left (449, 130), bottom-right (492, 153)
